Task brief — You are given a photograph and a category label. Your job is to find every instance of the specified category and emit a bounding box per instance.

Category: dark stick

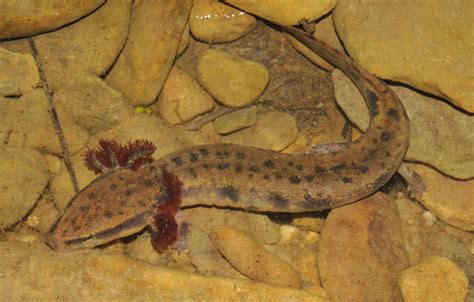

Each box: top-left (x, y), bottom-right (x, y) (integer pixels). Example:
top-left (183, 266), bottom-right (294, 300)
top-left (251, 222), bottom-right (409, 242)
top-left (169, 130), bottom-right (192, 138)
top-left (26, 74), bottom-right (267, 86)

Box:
top-left (28, 38), bottom-right (80, 194)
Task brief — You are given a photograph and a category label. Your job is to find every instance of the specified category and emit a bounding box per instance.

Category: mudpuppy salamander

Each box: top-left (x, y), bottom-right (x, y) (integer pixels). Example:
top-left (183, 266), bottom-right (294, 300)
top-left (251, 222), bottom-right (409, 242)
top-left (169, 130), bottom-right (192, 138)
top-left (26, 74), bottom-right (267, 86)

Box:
top-left (46, 26), bottom-right (410, 251)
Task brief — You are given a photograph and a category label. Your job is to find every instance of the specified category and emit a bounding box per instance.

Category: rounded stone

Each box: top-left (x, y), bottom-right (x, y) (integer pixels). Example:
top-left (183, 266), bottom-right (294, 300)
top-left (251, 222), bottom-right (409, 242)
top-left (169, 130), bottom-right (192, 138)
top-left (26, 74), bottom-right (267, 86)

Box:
top-left (399, 256), bottom-right (468, 302)
top-left (158, 67), bottom-right (215, 124)
top-left (197, 49), bottom-right (269, 108)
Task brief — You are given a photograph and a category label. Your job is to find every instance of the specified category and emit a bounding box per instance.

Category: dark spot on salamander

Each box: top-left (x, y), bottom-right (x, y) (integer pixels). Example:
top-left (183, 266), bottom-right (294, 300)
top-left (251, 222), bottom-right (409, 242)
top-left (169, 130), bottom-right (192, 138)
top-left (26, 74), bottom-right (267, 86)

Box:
top-left (104, 210), bottom-right (113, 218)
top-left (110, 183), bottom-right (118, 191)
top-left (287, 161), bottom-right (295, 167)
top-left (366, 90), bottom-right (379, 116)
top-left (119, 200), bottom-right (127, 207)
top-left (314, 165), bottom-right (327, 174)
top-left (263, 174), bottom-right (271, 180)
top-left (171, 156), bottom-right (183, 166)
top-left (218, 185), bottom-right (240, 202)
top-left (199, 148), bottom-right (209, 156)
top-left (304, 175), bottom-right (315, 182)
top-left (385, 151), bottom-right (392, 157)
top-left (138, 177), bottom-right (155, 187)
top-left (303, 194), bottom-right (332, 210)
top-left (262, 159), bottom-right (274, 169)
top-left (295, 164), bottom-right (304, 171)
top-left (148, 165), bottom-right (156, 171)
top-left (289, 175), bottom-right (301, 184)
top-left (217, 162), bottom-right (230, 170)
top-left (138, 199), bottom-right (147, 207)
top-left (248, 165), bottom-right (260, 172)
top-left (189, 153), bottom-right (199, 162)
top-left (79, 205), bottom-right (90, 214)
top-left (330, 163), bottom-right (347, 173)
top-left (202, 163), bottom-right (211, 170)
top-left (388, 108), bottom-right (400, 121)
top-left (235, 151), bottom-right (245, 160)
top-left (124, 188), bottom-right (134, 196)
top-left (188, 167), bottom-right (197, 178)
top-left (87, 192), bottom-right (97, 200)
top-left (342, 177), bottom-right (353, 184)
top-left (380, 131), bottom-right (394, 142)
top-left (268, 193), bottom-right (289, 208)
top-left (215, 151), bottom-right (229, 159)
top-left (356, 165), bottom-right (369, 173)
top-left (274, 172), bottom-right (283, 179)
top-left (248, 173), bottom-right (254, 178)
top-left (234, 164), bottom-right (243, 173)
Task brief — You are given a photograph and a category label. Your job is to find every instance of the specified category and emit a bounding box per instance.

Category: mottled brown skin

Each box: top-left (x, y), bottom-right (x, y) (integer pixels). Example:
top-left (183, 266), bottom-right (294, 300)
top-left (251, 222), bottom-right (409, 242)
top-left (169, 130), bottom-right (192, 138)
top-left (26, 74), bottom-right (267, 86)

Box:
top-left (46, 26), bottom-right (410, 251)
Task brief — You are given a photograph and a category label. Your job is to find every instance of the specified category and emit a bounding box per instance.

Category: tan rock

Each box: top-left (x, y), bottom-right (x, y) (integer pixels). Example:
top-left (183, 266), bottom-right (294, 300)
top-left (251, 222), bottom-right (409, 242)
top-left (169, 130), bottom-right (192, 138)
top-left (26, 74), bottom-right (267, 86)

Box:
top-left (399, 256), bottom-right (468, 302)
top-left (0, 0), bottom-right (104, 39)
top-left (0, 241), bottom-right (326, 300)
top-left (177, 22), bottom-right (190, 57)
top-left (26, 199), bottom-right (60, 235)
top-left (224, 0), bottom-right (337, 26)
top-left (213, 106), bottom-right (257, 134)
top-left (318, 193), bottom-right (409, 301)
top-left (209, 225), bottom-right (303, 288)
top-left (158, 67), bottom-right (215, 124)
top-left (106, 0), bottom-right (192, 106)
top-left (332, 69), bottom-right (474, 179)
top-left (0, 145), bottom-right (49, 228)
top-left (286, 14), bottom-right (344, 71)
top-left (293, 217), bottom-right (325, 233)
top-left (0, 89), bottom-right (89, 155)
top-left (197, 49), bottom-right (269, 107)
top-left (0, 121), bottom-right (8, 142)
top-left (333, 0), bottom-right (474, 112)
top-left (395, 195), bottom-right (474, 293)
top-left (0, 47), bottom-right (39, 96)
top-left (5, 0), bottom-right (132, 90)
top-left (190, 0), bottom-right (256, 43)
top-left (54, 75), bottom-right (133, 134)
top-left (406, 163), bottom-right (474, 231)
top-left (186, 226), bottom-right (244, 278)
top-left (281, 132), bottom-right (309, 154)
top-left (222, 110), bottom-right (298, 151)
top-left (185, 207), bottom-right (281, 245)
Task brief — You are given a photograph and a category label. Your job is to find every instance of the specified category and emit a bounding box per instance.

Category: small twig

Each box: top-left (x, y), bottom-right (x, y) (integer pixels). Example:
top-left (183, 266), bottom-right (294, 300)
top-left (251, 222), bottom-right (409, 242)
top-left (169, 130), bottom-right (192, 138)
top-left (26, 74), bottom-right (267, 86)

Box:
top-left (28, 38), bottom-right (79, 194)
top-left (182, 106), bottom-right (236, 131)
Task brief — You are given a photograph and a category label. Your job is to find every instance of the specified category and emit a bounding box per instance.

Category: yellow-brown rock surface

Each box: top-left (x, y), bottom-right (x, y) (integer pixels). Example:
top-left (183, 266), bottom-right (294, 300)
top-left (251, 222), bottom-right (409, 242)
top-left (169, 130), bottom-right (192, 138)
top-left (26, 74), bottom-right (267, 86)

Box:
top-left (0, 0), bottom-right (104, 39)
top-left (334, 0), bottom-right (474, 112)
top-left (106, 0), bottom-right (192, 106)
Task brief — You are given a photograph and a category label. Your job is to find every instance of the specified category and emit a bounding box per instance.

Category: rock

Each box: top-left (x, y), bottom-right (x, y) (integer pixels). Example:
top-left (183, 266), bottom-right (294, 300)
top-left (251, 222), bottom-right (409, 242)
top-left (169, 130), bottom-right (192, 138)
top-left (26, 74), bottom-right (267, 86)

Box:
top-left (106, 0), bottom-right (192, 106)
top-left (0, 145), bottom-right (49, 228)
top-left (209, 225), bottom-right (303, 289)
top-left (190, 0), bottom-right (256, 43)
top-left (0, 241), bottom-right (327, 300)
top-left (1, 0), bottom-right (132, 90)
top-left (286, 14), bottom-right (344, 71)
top-left (399, 256), bottom-right (468, 302)
top-left (318, 193), bottom-right (409, 301)
top-left (0, 89), bottom-right (89, 155)
top-left (224, 0), bottom-right (337, 26)
top-left (197, 49), bottom-right (269, 107)
top-left (213, 106), bottom-right (257, 134)
top-left (54, 75), bottom-right (133, 134)
top-left (0, 121), bottom-right (9, 142)
top-left (177, 22), bottom-right (190, 57)
top-left (221, 110), bottom-right (298, 151)
top-left (405, 163), bottom-right (474, 231)
top-left (333, 0), bottom-right (474, 112)
top-left (332, 69), bottom-right (474, 179)
top-left (395, 195), bottom-right (474, 299)
top-left (0, 0), bottom-right (104, 39)
top-left (186, 226), bottom-right (244, 278)
top-left (184, 207), bottom-right (281, 245)
top-left (0, 47), bottom-right (39, 96)
top-left (293, 217), bottom-right (325, 233)
top-left (26, 199), bottom-right (60, 235)
top-left (157, 67), bottom-right (215, 124)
